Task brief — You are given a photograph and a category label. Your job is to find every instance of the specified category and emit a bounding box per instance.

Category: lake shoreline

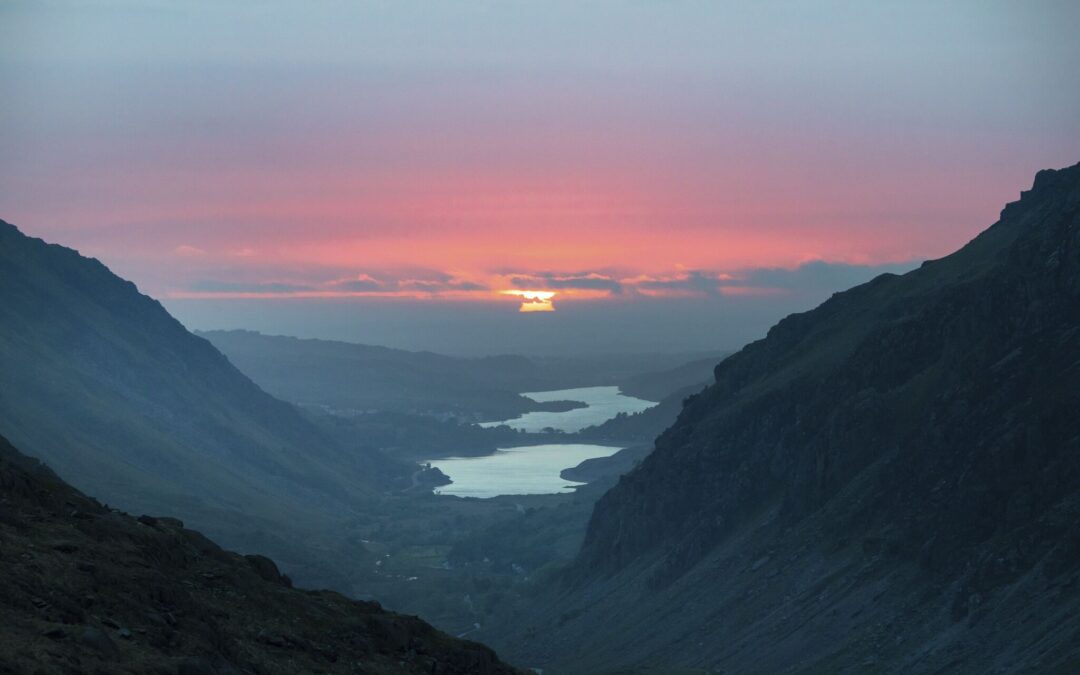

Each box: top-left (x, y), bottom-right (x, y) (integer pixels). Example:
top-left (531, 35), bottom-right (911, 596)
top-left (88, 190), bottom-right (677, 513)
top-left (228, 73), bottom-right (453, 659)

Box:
top-left (422, 386), bottom-right (657, 498)
top-left (427, 443), bottom-right (627, 498)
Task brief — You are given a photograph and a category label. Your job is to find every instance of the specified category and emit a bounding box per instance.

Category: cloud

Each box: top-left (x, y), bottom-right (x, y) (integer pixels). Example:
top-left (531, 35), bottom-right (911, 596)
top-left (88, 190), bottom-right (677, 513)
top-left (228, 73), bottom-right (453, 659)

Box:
top-left (180, 269), bottom-right (491, 298)
top-left (174, 244), bottom-right (259, 259)
top-left (627, 270), bottom-right (728, 296)
top-left (189, 280), bottom-right (315, 294)
top-left (726, 260), bottom-right (916, 294)
top-left (330, 274), bottom-right (384, 292)
top-left (613, 261), bottom-right (917, 298)
top-left (174, 244), bottom-right (206, 256)
top-left (175, 261), bottom-right (914, 303)
top-left (400, 279), bottom-right (488, 292)
top-left (509, 272), bottom-right (624, 294)
top-left (327, 272), bottom-right (489, 294)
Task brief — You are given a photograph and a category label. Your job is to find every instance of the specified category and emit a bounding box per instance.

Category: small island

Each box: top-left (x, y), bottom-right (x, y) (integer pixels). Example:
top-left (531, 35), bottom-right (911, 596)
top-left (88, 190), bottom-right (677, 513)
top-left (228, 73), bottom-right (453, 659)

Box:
top-left (528, 398), bottom-right (588, 413)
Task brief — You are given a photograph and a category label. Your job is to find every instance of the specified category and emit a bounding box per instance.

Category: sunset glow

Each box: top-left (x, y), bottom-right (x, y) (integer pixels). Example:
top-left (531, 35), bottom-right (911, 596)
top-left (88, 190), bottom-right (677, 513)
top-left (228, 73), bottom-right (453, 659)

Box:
top-left (504, 290), bottom-right (557, 313)
top-left (1, 1), bottom-right (1077, 352)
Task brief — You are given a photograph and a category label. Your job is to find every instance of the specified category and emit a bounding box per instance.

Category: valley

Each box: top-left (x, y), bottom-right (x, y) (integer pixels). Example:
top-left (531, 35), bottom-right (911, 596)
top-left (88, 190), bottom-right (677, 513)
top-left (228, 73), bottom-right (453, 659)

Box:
top-left (4, 4), bottom-right (1077, 672)
top-left (2, 164), bottom-right (1079, 672)
top-left (0, 221), bottom-right (705, 659)
top-left (283, 383), bottom-right (676, 638)
top-left (480, 163), bottom-right (1080, 672)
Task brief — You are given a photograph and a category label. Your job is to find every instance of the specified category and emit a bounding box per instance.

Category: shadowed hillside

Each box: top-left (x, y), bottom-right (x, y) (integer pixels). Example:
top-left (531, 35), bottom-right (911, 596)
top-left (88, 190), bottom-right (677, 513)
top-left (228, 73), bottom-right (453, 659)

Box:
top-left (0, 435), bottom-right (523, 674)
top-left (0, 221), bottom-right (408, 587)
top-left (491, 164), bottom-right (1080, 673)
top-left (615, 355), bottom-right (722, 402)
top-left (199, 329), bottom-right (553, 421)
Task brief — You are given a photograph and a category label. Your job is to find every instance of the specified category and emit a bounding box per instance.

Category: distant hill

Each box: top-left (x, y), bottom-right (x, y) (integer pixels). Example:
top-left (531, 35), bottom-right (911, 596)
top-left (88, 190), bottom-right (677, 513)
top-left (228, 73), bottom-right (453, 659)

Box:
top-left (0, 220), bottom-right (406, 587)
top-left (575, 354), bottom-right (729, 446)
top-left (492, 165), bottom-right (1080, 673)
top-left (616, 354), bottom-right (726, 402)
top-left (200, 330), bottom-right (732, 424)
top-left (199, 329), bottom-right (557, 421)
top-left (0, 434), bottom-right (523, 674)
top-left (577, 381), bottom-right (709, 445)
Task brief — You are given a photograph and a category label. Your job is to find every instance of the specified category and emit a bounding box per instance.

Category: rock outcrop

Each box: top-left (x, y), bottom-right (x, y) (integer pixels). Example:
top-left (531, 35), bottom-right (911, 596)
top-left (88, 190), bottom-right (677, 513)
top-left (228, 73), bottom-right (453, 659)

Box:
top-left (0, 435), bottom-right (524, 674)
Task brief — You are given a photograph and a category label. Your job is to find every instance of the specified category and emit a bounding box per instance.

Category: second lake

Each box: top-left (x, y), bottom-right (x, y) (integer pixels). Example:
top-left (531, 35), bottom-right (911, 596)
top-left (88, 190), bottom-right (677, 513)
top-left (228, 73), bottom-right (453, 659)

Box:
top-left (478, 385), bottom-right (656, 433)
top-left (427, 386), bottom-right (656, 498)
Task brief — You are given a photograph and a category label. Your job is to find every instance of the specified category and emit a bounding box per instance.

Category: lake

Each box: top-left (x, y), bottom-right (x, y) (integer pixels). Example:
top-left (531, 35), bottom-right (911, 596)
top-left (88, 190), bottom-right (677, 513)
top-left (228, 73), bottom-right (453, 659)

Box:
top-left (429, 386), bottom-right (656, 497)
top-left (428, 443), bottom-right (624, 498)
top-left (479, 385), bottom-right (656, 433)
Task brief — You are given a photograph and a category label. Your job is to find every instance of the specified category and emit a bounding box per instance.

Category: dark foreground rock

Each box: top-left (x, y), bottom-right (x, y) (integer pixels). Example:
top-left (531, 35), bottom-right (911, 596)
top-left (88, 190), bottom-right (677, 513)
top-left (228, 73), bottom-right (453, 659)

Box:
top-left (0, 435), bottom-right (524, 675)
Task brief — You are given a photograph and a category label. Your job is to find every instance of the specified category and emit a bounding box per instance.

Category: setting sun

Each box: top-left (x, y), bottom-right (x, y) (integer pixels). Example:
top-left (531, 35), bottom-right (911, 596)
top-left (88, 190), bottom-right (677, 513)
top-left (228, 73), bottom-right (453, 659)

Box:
top-left (503, 290), bottom-right (556, 312)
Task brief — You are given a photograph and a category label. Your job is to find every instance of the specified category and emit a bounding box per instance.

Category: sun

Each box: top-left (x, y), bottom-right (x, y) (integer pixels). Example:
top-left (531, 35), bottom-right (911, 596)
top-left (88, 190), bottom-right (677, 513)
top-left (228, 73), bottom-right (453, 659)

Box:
top-left (503, 290), bottom-right (556, 312)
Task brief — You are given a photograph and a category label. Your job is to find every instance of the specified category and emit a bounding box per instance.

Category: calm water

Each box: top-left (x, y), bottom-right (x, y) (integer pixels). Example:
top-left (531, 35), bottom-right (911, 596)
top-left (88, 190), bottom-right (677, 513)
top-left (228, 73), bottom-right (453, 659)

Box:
top-left (428, 444), bottom-right (624, 498)
top-left (429, 386), bottom-right (656, 497)
top-left (479, 385), bottom-right (656, 433)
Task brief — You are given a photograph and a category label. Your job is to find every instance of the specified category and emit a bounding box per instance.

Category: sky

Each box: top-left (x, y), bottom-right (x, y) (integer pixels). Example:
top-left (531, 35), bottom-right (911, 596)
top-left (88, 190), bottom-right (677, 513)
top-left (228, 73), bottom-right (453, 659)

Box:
top-left (2, 1), bottom-right (1078, 355)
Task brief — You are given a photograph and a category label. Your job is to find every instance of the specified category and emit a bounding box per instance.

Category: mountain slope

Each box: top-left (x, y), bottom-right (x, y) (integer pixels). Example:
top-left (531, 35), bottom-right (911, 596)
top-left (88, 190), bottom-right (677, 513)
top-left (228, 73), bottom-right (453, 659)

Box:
top-left (491, 164), bottom-right (1080, 672)
top-left (0, 434), bottom-right (522, 674)
top-left (199, 329), bottom-right (552, 421)
top-left (615, 355), bottom-right (723, 402)
top-left (198, 331), bottom-right (729, 424)
top-left (578, 381), bottom-right (706, 445)
top-left (0, 221), bottom-right (406, 586)
top-left (572, 354), bottom-right (727, 446)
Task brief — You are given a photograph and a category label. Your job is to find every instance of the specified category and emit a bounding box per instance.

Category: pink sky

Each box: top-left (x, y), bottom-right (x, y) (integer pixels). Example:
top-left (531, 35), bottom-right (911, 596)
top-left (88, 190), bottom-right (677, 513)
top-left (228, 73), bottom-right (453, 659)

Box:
top-left (2, 2), bottom-right (1078, 335)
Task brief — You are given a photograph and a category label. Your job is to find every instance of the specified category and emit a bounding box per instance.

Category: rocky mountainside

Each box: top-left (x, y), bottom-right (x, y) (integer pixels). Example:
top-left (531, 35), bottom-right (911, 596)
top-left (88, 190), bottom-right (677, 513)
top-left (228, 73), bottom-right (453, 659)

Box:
top-left (0, 221), bottom-right (407, 588)
top-left (0, 434), bottom-right (523, 674)
top-left (490, 165), bottom-right (1080, 673)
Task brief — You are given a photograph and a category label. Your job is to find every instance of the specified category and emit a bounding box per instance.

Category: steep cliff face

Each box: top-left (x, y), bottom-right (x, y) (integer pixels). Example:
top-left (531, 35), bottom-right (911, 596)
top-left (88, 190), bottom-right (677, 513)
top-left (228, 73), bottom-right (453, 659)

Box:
top-left (492, 164), bottom-right (1080, 673)
top-left (581, 163), bottom-right (1080, 584)
top-left (0, 435), bottom-right (524, 674)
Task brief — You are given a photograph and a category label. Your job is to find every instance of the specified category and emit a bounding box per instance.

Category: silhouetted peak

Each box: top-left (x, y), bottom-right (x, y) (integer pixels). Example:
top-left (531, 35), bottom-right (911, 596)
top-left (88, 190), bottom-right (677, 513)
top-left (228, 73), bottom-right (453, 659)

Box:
top-left (0, 218), bottom-right (23, 236)
top-left (1030, 160), bottom-right (1080, 192)
top-left (1001, 161), bottom-right (1080, 218)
